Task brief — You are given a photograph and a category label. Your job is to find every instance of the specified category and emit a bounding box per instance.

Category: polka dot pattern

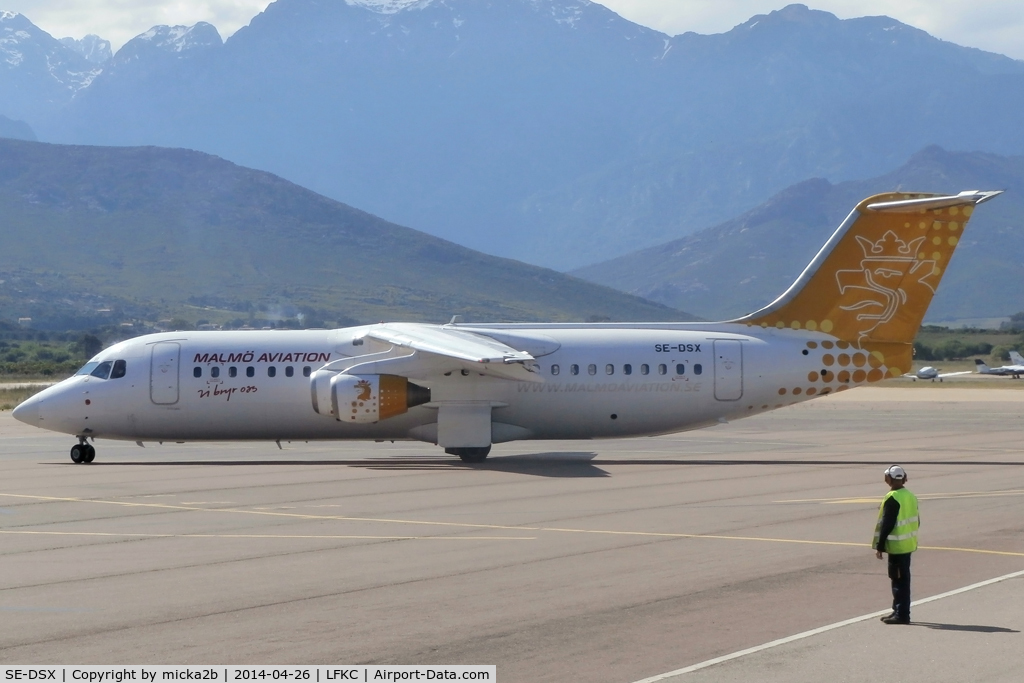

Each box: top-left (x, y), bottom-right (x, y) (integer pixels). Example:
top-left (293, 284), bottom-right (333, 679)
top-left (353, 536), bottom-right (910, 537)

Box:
top-left (776, 340), bottom-right (895, 401)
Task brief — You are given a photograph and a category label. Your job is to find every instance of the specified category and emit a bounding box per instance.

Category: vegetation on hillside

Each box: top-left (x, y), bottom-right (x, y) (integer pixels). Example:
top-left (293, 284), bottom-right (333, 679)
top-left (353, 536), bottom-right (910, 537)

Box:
top-left (0, 139), bottom-right (691, 329)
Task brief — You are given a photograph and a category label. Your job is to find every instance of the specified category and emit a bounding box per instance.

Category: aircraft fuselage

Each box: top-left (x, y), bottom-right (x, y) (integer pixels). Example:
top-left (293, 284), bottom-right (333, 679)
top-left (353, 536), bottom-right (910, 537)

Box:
top-left (16, 324), bottom-right (845, 444)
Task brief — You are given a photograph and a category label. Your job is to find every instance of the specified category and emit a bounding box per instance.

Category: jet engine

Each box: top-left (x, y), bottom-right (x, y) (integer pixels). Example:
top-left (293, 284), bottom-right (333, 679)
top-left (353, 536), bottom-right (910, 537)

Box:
top-left (311, 372), bottom-right (430, 423)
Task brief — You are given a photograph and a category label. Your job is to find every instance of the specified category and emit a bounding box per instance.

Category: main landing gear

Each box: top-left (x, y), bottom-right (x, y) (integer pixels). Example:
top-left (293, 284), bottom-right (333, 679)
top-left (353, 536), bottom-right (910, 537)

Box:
top-left (70, 438), bottom-right (96, 464)
top-left (445, 446), bottom-right (491, 463)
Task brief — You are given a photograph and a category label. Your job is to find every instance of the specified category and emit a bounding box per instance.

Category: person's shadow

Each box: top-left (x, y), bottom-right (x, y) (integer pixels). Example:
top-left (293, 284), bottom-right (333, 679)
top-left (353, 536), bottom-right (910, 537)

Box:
top-left (912, 622), bottom-right (1018, 633)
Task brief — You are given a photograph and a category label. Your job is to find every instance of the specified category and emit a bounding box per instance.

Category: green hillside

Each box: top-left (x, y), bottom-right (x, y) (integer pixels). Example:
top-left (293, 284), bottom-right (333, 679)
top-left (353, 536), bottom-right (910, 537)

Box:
top-left (573, 147), bottom-right (1024, 321)
top-left (0, 139), bottom-right (691, 328)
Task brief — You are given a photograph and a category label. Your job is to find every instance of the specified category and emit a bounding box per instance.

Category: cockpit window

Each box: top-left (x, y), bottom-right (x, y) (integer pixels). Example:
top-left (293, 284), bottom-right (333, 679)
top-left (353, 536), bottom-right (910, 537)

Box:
top-left (76, 361), bottom-right (100, 376)
top-left (111, 360), bottom-right (127, 379)
top-left (90, 361), bottom-right (113, 379)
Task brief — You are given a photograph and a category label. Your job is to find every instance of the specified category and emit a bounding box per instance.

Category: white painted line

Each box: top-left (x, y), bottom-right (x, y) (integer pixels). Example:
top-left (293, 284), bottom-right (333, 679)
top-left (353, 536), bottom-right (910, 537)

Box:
top-left (630, 568), bottom-right (1024, 682)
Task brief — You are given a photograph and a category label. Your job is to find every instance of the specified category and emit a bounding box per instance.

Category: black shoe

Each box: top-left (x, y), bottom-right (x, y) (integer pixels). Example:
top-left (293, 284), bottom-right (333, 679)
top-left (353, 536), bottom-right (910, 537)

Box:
top-left (881, 615), bottom-right (910, 625)
top-left (880, 612), bottom-right (897, 622)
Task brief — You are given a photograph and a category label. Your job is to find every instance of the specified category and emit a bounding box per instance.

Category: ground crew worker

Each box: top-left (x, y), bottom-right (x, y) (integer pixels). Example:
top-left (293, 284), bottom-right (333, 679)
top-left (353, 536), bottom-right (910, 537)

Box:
top-left (873, 465), bottom-right (920, 624)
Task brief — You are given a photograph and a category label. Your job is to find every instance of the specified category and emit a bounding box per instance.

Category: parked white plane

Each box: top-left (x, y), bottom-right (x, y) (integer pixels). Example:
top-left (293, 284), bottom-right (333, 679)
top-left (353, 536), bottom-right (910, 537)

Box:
top-left (907, 366), bottom-right (972, 381)
top-left (13, 190), bottom-right (1001, 464)
top-left (975, 358), bottom-right (1024, 378)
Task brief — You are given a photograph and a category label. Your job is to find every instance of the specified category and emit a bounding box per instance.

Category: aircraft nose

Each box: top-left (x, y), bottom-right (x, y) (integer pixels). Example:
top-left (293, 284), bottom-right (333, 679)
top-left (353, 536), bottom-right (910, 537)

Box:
top-left (12, 394), bottom-right (40, 425)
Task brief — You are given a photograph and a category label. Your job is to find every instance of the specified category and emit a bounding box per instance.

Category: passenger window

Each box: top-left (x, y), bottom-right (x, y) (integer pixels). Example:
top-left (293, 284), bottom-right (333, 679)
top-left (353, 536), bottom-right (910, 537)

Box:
top-left (211, 366), bottom-right (220, 379)
top-left (588, 364), bottom-right (597, 375)
top-left (353, 338), bottom-right (364, 346)
top-left (640, 364), bottom-right (649, 375)
top-left (623, 364), bottom-right (632, 375)
top-left (229, 367), bottom-right (237, 378)
top-left (285, 366), bottom-right (294, 377)
top-left (193, 367), bottom-right (202, 378)
top-left (90, 361), bottom-right (113, 379)
top-left (658, 364), bottom-right (667, 375)
top-left (303, 366), bottom-right (312, 377)
top-left (268, 366), bottom-right (277, 378)
top-left (246, 366), bottom-right (255, 378)
top-left (111, 360), bottom-right (127, 379)
top-left (694, 364), bottom-right (703, 375)
top-left (676, 363), bottom-right (686, 375)
top-left (551, 364), bottom-right (560, 376)
top-left (605, 364), bottom-right (614, 375)
top-left (570, 364), bottom-right (579, 375)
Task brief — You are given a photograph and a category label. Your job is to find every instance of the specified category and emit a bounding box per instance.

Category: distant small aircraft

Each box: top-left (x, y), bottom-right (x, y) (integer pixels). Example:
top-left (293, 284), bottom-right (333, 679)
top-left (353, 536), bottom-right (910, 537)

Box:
top-left (907, 366), bottom-right (972, 381)
top-left (975, 358), bottom-right (1024, 378)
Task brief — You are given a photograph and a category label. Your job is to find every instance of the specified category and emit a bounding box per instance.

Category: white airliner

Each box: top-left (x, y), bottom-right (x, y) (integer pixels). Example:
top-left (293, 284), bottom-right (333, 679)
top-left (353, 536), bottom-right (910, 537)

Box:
top-left (13, 190), bottom-right (1001, 463)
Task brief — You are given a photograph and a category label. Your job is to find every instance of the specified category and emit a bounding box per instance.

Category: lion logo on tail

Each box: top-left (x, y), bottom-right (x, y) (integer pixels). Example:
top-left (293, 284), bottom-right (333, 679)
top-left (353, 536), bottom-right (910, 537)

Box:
top-left (835, 231), bottom-right (937, 340)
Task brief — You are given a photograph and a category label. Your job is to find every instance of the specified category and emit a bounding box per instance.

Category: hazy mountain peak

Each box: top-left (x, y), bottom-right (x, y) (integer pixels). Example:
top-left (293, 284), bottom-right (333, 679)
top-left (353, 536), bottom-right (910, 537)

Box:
top-left (344, 0), bottom-right (434, 13)
top-left (0, 113), bottom-right (35, 141)
top-left (59, 34), bottom-right (112, 64)
top-left (1, 10), bottom-right (36, 66)
top-left (110, 21), bottom-right (223, 67)
top-left (0, 10), bottom-right (101, 100)
top-left (0, 9), bottom-right (29, 27)
top-left (746, 4), bottom-right (836, 26)
top-left (136, 22), bottom-right (222, 52)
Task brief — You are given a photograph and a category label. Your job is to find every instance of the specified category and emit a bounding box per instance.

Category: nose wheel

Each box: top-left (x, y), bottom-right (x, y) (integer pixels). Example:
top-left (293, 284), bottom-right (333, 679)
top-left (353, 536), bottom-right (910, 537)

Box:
top-left (70, 443), bottom-right (96, 464)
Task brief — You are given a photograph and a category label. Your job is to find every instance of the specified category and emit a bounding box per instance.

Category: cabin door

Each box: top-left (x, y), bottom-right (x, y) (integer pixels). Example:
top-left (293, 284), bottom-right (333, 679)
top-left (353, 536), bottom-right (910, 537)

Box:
top-left (150, 342), bottom-right (181, 405)
top-left (713, 340), bottom-right (743, 401)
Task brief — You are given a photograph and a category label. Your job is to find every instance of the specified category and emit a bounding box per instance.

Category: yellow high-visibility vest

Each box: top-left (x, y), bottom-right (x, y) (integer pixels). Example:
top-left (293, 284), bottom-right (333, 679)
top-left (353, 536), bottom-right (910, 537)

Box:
top-left (873, 488), bottom-right (919, 554)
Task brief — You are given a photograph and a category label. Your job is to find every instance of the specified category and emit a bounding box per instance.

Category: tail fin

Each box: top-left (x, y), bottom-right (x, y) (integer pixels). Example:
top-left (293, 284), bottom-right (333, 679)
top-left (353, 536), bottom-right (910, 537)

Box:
top-left (738, 190), bottom-right (1001, 375)
top-left (975, 359), bottom-right (991, 373)
top-left (1010, 351), bottom-right (1024, 366)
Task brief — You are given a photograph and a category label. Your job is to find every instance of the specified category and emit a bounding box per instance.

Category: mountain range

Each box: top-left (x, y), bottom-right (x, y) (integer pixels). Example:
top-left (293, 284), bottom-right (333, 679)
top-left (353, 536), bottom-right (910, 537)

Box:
top-left (2, 1), bottom-right (1023, 271)
top-left (0, 138), bottom-right (688, 329)
top-left (574, 146), bottom-right (1024, 321)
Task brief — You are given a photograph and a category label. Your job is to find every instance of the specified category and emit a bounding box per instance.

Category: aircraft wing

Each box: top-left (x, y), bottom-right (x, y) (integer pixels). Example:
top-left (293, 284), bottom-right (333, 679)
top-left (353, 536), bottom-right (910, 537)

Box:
top-left (355, 323), bottom-right (542, 382)
top-left (937, 371), bottom-right (973, 378)
top-left (365, 324), bottom-right (535, 364)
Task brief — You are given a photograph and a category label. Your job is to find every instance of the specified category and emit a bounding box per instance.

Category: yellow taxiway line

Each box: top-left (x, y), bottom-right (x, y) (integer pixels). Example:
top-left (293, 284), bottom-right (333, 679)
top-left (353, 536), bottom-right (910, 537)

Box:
top-left (0, 530), bottom-right (533, 541)
top-left (2, 492), bottom-right (1022, 558)
top-left (775, 489), bottom-right (1024, 504)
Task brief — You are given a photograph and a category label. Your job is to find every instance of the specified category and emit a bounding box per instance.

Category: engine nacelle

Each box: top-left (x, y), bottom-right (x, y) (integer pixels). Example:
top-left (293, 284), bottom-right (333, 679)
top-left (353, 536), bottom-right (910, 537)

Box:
top-left (310, 369), bottom-right (335, 416)
top-left (325, 373), bottom-right (430, 423)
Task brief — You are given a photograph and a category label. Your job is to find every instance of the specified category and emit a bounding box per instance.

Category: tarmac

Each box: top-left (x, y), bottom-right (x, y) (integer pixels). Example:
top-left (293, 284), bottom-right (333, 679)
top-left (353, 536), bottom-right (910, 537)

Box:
top-left (1, 386), bottom-right (1022, 682)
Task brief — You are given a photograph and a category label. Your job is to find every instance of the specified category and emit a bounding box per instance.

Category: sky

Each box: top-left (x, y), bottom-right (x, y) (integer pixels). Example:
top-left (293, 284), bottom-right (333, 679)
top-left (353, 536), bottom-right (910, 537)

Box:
top-left (5, 0), bottom-right (1024, 60)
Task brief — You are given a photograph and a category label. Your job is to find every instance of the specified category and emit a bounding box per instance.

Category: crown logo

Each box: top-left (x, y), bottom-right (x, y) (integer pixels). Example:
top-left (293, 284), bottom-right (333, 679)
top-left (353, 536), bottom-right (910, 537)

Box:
top-left (854, 231), bottom-right (925, 260)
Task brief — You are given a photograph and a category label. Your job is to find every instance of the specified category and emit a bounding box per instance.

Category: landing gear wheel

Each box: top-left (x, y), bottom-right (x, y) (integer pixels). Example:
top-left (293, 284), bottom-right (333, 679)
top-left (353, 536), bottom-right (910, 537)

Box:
top-left (446, 446), bottom-right (491, 463)
top-left (70, 444), bottom-right (87, 464)
top-left (83, 445), bottom-right (96, 463)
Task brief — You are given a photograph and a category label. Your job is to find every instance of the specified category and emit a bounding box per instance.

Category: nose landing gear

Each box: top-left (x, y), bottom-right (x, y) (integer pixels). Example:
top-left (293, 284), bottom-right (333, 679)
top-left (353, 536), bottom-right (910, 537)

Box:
top-left (70, 439), bottom-right (96, 464)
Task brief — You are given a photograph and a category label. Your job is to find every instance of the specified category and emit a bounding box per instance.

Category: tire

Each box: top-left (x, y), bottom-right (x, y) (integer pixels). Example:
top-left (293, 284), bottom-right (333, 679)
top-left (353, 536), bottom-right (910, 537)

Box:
top-left (446, 446), bottom-right (491, 463)
top-left (83, 445), bottom-right (96, 463)
top-left (70, 444), bottom-right (86, 464)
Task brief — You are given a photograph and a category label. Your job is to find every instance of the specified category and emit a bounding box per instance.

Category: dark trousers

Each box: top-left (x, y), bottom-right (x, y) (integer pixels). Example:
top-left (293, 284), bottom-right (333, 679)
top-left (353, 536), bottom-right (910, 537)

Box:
top-left (888, 553), bottom-right (912, 619)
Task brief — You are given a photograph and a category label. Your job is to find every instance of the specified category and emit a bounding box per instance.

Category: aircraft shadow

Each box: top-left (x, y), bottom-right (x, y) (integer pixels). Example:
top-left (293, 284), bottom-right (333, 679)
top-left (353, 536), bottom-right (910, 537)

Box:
top-left (77, 452), bottom-right (610, 478)
top-left (912, 622), bottom-right (1019, 633)
top-left (66, 456), bottom-right (1024, 478)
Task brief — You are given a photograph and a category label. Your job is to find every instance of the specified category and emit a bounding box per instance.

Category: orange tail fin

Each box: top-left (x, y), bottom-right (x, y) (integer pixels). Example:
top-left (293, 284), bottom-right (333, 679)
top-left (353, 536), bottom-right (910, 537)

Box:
top-left (738, 190), bottom-right (1001, 375)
